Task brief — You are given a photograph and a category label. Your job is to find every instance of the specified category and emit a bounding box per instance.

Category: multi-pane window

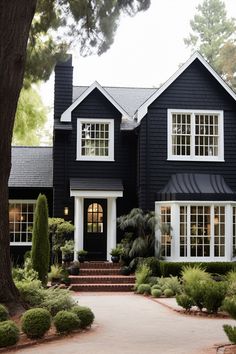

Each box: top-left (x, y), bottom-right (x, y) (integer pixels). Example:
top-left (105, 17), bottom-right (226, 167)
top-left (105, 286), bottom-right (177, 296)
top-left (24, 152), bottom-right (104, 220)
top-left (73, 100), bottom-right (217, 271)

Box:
top-left (9, 201), bottom-right (35, 244)
top-left (168, 110), bottom-right (223, 161)
top-left (160, 206), bottom-right (171, 257)
top-left (77, 119), bottom-right (114, 161)
top-left (190, 206), bottom-right (211, 257)
top-left (180, 206), bottom-right (187, 257)
top-left (214, 206), bottom-right (225, 257)
top-left (87, 203), bottom-right (103, 233)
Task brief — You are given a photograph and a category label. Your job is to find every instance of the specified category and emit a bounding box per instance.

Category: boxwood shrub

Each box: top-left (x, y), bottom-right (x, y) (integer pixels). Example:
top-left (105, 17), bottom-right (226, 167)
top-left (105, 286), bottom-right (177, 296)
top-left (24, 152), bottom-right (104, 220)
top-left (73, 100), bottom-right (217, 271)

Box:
top-left (21, 308), bottom-right (51, 339)
top-left (70, 306), bottom-right (95, 328)
top-left (0, 304), bottom-right (9, 322)
top-left (137, 284), bottom-right (151, 295)
top-left (151, 289), bottom-right (162, 298)
top-left (54, 310), bottom-right (81, 333)
top-left (0, 320), bottom-right (20, 347)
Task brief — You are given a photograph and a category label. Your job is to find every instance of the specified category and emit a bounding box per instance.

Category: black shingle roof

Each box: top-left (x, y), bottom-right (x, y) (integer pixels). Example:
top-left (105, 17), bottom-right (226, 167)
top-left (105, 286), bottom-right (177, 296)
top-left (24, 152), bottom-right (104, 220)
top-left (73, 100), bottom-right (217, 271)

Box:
top-left (9, 147), bottom-right (53, 188)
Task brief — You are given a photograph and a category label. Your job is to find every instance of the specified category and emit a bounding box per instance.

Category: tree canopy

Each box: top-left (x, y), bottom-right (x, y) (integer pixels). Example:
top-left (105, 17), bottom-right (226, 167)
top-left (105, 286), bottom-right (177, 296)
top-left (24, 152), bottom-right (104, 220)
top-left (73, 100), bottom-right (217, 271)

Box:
top-left (184, 0), bottom-right (236, 88)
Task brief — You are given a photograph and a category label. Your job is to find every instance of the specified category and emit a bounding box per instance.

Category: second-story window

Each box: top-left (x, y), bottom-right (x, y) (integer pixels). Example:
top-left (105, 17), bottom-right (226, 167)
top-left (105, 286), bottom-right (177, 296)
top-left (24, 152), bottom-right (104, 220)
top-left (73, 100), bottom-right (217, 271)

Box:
top-left (168, 109), bottom-right (224, 161)
top-left (77, 118), bottom-right (114, 161)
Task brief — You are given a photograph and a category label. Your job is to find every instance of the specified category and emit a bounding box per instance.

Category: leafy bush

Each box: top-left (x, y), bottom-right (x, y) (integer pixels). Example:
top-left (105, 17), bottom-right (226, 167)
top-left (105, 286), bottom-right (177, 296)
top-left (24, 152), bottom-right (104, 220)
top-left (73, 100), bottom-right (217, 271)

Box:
top-left (161, 276), bottom-right (182, 295)
top-left (39, 287), bottom-right (75, 316)
top-left (70, 306), bottom-right (95, 328)
top-left (16, 280), bottom-right (43, 306)
top-left (0, 321), bottom-right (20, 347)
top-left (202, 280), bottom-right (227, 314)
top-left (12, 257), bottom-right (38, 282)
top-left (137, 284), bottom-right (151, 295)
top-left (223, 297), bottom-right (236, 320)
top-left (182, 265), bottom-right (211, 286)
top-left (135, 264), bottom-right (151, 287)
top-left (163, 289), bottom-right (174, 297)
top-left (151, 289), bottom-right (162, 298)
top-left (48, 265), bottom-right (64, 281)
top-left (0, 304), bottom-right (9, 322)
top-left (185, 282), bottom-right (205, 311)
top-left (223, 325), bottom-right (236, 344)
top-left (176, 294), bottom-right (193, 311)
top-left (151, 284), bottom-right (162, 291)
top-left (21, 308), bottom-right (51, 339)
top-left (142, 257), bottom-right (160, 276)
top-left (54, 311), bottom-right (81, 333)
top-left (148, 277), bottom-right (158, 286)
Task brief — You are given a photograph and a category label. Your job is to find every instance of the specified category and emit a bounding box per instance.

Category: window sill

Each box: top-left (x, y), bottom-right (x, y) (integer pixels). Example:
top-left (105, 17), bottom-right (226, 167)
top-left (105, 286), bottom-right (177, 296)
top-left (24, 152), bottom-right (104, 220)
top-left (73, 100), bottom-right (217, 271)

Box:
top-left (76, 157), bottom-right (115, 162)
top-left (167, 157), bottom-right (225, 162)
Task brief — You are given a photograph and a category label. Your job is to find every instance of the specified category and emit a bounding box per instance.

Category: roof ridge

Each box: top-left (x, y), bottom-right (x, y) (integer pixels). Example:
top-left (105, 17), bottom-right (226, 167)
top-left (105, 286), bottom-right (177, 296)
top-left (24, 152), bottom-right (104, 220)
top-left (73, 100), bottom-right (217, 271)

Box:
top-left (73, 85), bottom-right (157, 90)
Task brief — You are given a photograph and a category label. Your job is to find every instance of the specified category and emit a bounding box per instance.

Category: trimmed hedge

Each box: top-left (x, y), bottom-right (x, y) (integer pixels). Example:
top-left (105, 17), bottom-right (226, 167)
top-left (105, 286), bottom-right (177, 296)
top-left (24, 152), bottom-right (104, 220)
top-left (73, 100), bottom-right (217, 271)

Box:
top-left (70, 306), bottom-right (95, 328)
top-left (21, 308), bottom-right (51, 339)
top-left (54, 311), bottom-right (81, 333)
top-left (0, 321), bottom-right (20, 347)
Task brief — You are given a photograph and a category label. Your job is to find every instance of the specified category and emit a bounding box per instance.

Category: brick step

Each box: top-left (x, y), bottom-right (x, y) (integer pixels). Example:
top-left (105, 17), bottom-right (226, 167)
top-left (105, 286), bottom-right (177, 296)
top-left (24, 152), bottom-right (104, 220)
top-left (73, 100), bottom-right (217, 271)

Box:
top-left (70, 283), bottom-right (134, 292)
top-left (79, 268), bottom-right (121, 275)
top-left (70, 275), bottom-right (135, 284)
top-left (79, 262), bottom-right (120, 269)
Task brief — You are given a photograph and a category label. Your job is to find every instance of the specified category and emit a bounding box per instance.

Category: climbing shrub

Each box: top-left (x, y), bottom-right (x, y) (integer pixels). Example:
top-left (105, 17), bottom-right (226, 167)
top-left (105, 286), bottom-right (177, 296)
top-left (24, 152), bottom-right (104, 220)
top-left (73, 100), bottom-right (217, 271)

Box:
top-left (21, 308), bottom-right (51, 339)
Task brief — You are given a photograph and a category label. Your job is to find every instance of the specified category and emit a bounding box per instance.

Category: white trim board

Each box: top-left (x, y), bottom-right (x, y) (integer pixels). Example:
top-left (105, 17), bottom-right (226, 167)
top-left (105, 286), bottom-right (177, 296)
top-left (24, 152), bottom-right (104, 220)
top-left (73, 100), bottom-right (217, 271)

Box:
top-left (135, 52), bottom-right (236, 122)
top-left (61, 81), bottom-right (131, 122)
top-left (70, 190), bottom-right (123, 198)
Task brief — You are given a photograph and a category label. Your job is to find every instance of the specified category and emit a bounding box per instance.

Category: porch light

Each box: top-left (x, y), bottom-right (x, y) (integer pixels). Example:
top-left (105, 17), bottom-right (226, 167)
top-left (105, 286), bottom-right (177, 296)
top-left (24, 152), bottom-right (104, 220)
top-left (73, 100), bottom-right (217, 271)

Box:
top-left (64, 207), bottom-right (69, 216)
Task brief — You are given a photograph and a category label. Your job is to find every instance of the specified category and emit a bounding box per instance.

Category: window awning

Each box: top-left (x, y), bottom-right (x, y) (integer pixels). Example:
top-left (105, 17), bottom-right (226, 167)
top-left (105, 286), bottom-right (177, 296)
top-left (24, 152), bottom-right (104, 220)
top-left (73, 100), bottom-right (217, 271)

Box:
top-left (156, 174), bottom-right (236, 201)
top-left (70, 178), bottom-right (123, 198)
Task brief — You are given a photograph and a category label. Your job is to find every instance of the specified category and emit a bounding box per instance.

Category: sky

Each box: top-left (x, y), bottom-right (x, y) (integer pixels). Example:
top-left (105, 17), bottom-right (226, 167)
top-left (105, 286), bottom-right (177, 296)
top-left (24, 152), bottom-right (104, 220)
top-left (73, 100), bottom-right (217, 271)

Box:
top-left (40, 0), bottom-right (236, 128)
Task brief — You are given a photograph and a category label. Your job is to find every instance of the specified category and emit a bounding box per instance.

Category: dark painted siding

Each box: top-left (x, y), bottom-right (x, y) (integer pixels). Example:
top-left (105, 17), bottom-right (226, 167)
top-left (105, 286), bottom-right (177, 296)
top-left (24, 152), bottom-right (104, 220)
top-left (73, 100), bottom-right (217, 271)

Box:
top-left (138, 59), bottom-right (236, 210)
top-left (53, 88), bottom-right (138, 236)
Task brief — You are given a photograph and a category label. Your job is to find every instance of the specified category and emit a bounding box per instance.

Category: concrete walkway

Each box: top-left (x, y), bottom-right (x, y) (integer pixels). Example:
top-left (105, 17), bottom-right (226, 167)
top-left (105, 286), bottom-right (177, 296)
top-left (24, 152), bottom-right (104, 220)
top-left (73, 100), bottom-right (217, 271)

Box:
top-left (15, 293), bottom-right (234, 354)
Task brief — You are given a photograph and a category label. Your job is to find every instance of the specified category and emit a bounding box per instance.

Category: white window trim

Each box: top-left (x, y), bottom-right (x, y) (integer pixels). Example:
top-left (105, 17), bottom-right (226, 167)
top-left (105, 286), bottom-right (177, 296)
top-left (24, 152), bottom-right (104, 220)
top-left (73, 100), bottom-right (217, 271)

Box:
top-left (77, 118), bottom-right (114, 161)
top-left (155, 200), bottom-right (235, 262)
top-left (167, 109), bottom-right (224, 162)
top-left (9, 199), bottom-right (36, 246)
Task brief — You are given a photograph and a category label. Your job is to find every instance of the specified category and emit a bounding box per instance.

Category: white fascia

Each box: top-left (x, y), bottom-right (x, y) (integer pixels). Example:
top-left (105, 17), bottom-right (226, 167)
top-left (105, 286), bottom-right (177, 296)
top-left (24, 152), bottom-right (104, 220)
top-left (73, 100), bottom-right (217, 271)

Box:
top-left (61, 81), bottom-right (131, 122)
top-left (70, 190), bottom-right (123, 198)
top-left (135, 52), bottom-right (236, 122)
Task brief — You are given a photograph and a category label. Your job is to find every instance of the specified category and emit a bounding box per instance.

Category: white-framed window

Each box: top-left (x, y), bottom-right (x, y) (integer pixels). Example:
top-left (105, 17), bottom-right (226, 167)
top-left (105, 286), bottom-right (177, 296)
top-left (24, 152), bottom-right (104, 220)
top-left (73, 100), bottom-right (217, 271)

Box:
top-left (9, 200), bottom-right (36, 245)
top-left (168, 109), bottom-right (224, 161)
top-left (77, 118), bottom-right (114, 161)
top-left (160, 206), bottom-right (172, 257)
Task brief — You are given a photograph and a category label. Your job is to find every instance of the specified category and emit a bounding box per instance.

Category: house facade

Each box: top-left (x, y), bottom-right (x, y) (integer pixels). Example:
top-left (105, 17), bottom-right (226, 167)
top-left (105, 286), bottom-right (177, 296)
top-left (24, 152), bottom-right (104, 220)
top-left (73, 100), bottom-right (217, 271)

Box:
top-left (9, 52), bottom-right (236, 262)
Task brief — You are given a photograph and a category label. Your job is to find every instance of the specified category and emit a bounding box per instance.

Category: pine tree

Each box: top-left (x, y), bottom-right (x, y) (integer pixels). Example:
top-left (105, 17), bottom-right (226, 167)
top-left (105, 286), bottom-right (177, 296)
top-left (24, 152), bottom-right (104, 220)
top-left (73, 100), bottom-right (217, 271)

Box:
top-left (31, 194), bottom-right (50, 286)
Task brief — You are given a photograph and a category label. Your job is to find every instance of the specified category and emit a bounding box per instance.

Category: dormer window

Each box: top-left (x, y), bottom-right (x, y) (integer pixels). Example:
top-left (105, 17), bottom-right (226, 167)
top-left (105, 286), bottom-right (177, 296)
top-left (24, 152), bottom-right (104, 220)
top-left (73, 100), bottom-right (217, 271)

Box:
top-left (77, 118), bottom-right (114, 161)
top-left (167, 109), bottom-right (224, 161)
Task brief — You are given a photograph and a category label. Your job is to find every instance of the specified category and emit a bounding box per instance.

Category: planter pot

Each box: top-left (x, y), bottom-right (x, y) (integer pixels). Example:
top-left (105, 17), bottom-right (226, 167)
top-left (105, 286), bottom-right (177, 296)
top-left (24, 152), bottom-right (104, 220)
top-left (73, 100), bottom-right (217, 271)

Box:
top-left (68, 267), bottom-right (80, 275)
top-left (111, 255), bottom-right (120, 263)
top-left (78, 255), bottom-right (86, 263)
top-left (62, 253), bottom-right (73, 262)
top-left (119, 266), bottom-right (131, 275)
top-left (51, 277), bottom-right (61, 286)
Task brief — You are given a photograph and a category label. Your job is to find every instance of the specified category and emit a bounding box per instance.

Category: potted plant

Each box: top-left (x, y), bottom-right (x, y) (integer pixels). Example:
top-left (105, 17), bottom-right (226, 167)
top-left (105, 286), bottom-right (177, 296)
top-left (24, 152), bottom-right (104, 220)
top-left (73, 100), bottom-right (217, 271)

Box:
top-left (60, 240), bottom-right (74, 263)
top-left (68, 261), bottom-right (80, 275)
top-left (48, 265), bottom-right (64, 286)
top-left (77, 250), bottom-right (88, 263)
top-left (110, 247), bottom-right (121, 263)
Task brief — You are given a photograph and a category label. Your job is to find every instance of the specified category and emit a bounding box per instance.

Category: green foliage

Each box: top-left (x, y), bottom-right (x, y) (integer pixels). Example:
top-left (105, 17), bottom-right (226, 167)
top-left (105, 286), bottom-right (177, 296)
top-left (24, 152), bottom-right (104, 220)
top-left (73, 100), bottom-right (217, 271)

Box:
top-left (223, 297), bottom-right (236, 320)
top-left (181, 265), bottom-right (211, 287)
top-left (32, 194), bottom-right (50, 286)
top-left (151, 284), bottom-right (162, 291)
top-left (0, 321), bottom-right (20, 347)
top-left (163, 289), bottom-right (174, 298)
top-left (157, 276), bottom-right (182, 295)
top-left (186, 283), bottom-right (206, 311)
top-left (176, 294), bottom-right (193, 311)
top-left (13, 87), bottom-right (49, 145)
top-left (135, 264), bottom-right (152, 287)
top-left (223, 325), bottom-right (236, 344)
top-left (15, 280), bottom-right (44, 307)
top-left (110, 246), bottom-right (122, 257)
top-left (202, 281), bottom-right (227, 313)
top-left (60, 240), bottom-right (74, 256)
top-left (142, 257), bottom-right (161, 276)
top-left (39, 288), bottom-right (75, 316)
top-left (0, 305), bottom-right (9, 322)
top-left (54, 311), bottom-right (81, 333)
top-left (137, 284), bottom-right (151, 295)
top-left (48, 265), bottom-right (64, 281)
top-left (151, 289), bottom-right (162, 298)
top-left (77, 249), bottom-right (88, 256)
top-left (21, 308), bottom-right (51, 339)
top-left (12, 257), bottom-right (38, 283)
top-left (70, 306), bottom-right (95, 328)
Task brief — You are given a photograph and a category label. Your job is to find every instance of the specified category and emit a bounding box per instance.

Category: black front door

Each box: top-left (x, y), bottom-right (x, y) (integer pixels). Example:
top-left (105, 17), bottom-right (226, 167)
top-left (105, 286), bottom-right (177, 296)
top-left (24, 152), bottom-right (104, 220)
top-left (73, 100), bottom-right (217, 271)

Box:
top-left (83, 199), bottom-right (107, 260)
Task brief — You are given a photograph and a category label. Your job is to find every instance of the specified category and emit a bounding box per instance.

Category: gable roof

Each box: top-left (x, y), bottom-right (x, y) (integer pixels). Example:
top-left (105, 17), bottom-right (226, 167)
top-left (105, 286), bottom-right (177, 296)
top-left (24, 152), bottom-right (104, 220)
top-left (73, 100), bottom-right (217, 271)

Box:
top-left (61, 81), bottom-right (132, 122)
top-left (9, 147), bottom-right (53, 188)
top-left (135, 52), bottom-right (236, 122)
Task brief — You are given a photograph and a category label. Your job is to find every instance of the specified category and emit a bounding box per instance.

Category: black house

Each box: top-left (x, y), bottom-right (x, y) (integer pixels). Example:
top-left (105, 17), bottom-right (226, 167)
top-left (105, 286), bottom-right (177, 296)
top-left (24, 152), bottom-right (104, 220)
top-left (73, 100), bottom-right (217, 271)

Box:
top-left (9, 52), bottom-right (236, 262)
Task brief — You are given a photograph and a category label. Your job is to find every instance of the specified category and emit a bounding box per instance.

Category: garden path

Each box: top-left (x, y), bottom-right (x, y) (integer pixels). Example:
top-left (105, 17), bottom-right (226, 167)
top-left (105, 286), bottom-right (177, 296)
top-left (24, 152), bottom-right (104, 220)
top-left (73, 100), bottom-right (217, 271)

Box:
top-left (15, 293), bottom-right (234, 354)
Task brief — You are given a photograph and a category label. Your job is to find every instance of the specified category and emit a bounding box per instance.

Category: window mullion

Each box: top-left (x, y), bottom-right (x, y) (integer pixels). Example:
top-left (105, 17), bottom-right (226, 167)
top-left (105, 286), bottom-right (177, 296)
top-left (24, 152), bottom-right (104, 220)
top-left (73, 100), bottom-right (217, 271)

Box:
top-left (187, 205), bottom-right (190, 258)
top-left (210, 205), bottom-right (214, 259)
top-left (191, 113), bottom-right (195, 158)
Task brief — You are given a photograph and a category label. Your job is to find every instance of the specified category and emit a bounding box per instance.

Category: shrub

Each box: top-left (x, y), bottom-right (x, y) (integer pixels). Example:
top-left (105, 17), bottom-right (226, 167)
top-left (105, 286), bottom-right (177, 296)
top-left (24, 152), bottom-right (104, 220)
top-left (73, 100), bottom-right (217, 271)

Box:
top-left (143, 257), bottom-right (160, 276)
top-left (48, 265), bottom-right (64, 282)
top-left (12, 257), bottom-right (38, 282)
top-left (137, 284), bottom-right (151, 295)
top-left (163, 289), bottom-right (174, 298)
top-left (54, 311), bottom-right (81, 333)
top-left (161, 276), bottom-right (182, 295)
top-left (0, 304), bottom-right (9, 322)
top-left (151, 289), bottom-right (162, 298)
top-left (202, 280), bottom-right (227, 314)
top-left (21, 308), bottom-right (51, 339)
top-left (39, 287), bottom-right (75, 316)
top-left (186, 282), bottom-right (205, 311)
top-left (70, 306), bottom-right (95, 328)
top-left (223, 297), bottom-right (236, 320)
top-left (135, 264), bottom-right (151, 287)
top-left (32, 194), bottom-right (50, 285)
top-left (182, 265), bottom-right (211, 286)
top-left (223, 325), bottom-right (236, 344)
top-left (151, 284), bottom-right (162, 291)
top-left (16, 280), bottom-right (43, 306)
top-left (176, 294), bottom-right (193, 311)
top-left (0, 321), bottom-right (20, 347)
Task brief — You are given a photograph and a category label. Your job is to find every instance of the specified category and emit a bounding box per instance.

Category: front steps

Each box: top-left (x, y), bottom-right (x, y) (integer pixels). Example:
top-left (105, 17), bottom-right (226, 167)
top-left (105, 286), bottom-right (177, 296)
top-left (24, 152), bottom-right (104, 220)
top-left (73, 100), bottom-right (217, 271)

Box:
top-left (69, 262), bottom-right (135, 292)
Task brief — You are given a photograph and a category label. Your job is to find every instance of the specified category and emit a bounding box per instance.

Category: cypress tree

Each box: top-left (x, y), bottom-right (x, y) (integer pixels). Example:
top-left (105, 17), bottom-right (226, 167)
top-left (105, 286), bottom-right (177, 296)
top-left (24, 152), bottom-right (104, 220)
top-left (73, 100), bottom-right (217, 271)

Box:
top-left (32, 194), bottom-right (50, 286)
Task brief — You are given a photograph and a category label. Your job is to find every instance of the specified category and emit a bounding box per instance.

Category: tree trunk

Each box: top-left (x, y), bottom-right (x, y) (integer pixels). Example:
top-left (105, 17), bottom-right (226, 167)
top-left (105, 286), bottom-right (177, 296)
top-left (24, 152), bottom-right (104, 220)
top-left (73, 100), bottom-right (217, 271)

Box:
top-left (0, 0), bottom-right (37, 311)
